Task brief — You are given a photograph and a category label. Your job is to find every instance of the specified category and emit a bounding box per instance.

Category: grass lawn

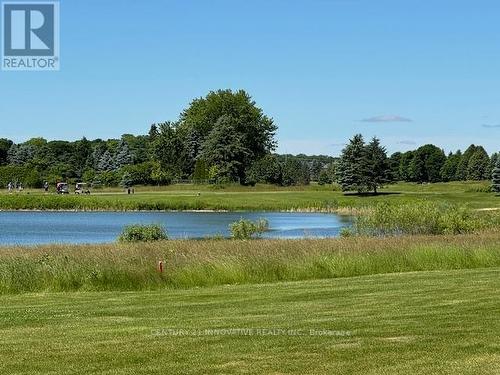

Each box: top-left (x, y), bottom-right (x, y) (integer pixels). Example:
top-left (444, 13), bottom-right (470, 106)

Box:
top-left (1, 268), bottom-right (499, 374)
top-left (0, 181), bottom-right (498, 211)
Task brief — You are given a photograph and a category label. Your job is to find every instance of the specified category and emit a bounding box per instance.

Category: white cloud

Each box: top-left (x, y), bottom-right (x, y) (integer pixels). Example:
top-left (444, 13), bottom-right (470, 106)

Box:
top-left (361, 115), bottom-right (412, 123)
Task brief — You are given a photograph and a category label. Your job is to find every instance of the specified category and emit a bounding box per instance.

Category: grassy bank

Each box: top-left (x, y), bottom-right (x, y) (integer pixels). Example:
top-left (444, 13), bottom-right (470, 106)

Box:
top-left (1, 268), bottom-right (499, 374)
top-left (1, 232), bottom-right (499, 294)
top-left (0, 181), bottom-right (498, 211)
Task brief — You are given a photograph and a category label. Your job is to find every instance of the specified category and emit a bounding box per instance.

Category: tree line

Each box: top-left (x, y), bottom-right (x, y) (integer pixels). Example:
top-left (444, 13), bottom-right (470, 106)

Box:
top-left (0, 89), bottom-right (498, 191)
top-left (337, 134), bottom-right (499, 193)
top-left (0, 90), bottom-right (332, 188)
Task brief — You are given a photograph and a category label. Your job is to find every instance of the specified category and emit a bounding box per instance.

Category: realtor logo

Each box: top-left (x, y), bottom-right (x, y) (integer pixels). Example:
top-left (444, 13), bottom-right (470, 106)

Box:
top-left (2, 1), bottom-right (59, 70)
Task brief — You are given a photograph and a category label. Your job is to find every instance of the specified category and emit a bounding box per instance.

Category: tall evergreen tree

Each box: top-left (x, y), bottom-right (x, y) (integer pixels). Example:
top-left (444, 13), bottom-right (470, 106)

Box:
top-left (200, 115), bottom-right (249, 183)
top-left (97, 150), bottom-right (114, 171)
top-left (72, 137), bottom-right (92, 178)
top-left (7, 144), bottom-right (35, 166)
top-left (398, 151), bottom-right (414, 182)
top-left (0, 138), bottom-right (13, 166)
top-left (337, 134), bottom-right (369, 193)
top-left (115, 140), bottom-right (133, 170)
top-left (492, 157), bottom-right (500, 193)
top-left (455, 145), bottom-right (476, 180)
top-left (365, 137), bottom-right (391, 194)
top-left (441, 150), bottom-right (462, 182)
top-left (388, 152), bottom-right (402, 181)
top-left (467, 146), bottom-right (490, 181)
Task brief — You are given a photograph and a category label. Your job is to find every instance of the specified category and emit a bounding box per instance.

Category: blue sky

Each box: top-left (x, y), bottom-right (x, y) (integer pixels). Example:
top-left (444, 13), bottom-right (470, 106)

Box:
top-left (1, 0), bottom-right (499, 156)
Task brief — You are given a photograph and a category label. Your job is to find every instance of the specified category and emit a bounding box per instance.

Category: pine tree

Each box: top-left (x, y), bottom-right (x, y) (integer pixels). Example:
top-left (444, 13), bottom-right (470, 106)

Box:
top-left (97, 150), bottom-right (114, 171)
top-left (192, 159), bottom-right (208, 182)
top-left (455, 145), bottom-right (476, 180)
top-left (467, 146), bottom-right (490, 181)
top-left (365, 137), bottom-right (391, 194)
top-left (441, 150), bottom-right (462, 182)
top-left (120, 171), bottom-right (133, 188)
top-left (492, 157), bottom-right (500, 193)
top-left (7, 144), bottom-right (35, 165)
top-left (200, 115), bottom-right (249, 183)
top-left (337, 134), bottom-right (369, 193)
top-left (488, 153), bottom-right (498, 180)
top-left (115, 140), bottom-right (133, 169)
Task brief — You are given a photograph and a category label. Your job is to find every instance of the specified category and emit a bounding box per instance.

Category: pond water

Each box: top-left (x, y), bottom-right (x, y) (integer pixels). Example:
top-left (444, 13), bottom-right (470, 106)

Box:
top-left (0, 211), bottom-right (353, 246)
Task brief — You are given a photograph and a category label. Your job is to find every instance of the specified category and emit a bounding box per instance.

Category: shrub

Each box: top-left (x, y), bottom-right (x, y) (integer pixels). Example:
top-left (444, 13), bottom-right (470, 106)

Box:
top-left (229, 218), bottom-right (269, 239)
top-left (118, 224), bottom-right (168, 242)
top-left (339, 227), bottom-right (354, 238)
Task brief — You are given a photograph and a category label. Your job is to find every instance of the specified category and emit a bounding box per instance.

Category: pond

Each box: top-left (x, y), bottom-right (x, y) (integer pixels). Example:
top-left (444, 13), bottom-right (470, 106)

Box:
top-left (0, 211), bottom-right (353, 246)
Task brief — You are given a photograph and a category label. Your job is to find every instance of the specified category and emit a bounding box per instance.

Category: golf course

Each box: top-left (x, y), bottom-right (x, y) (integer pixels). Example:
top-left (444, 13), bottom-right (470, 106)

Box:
top-left (1, 182), bottom-right (499, 373)
top-left (1, 267), bottom-right (499, 374)
top-left (2, 1), bottom-right (500, 372)
top-left (0, 181), bottom-right (498, 211)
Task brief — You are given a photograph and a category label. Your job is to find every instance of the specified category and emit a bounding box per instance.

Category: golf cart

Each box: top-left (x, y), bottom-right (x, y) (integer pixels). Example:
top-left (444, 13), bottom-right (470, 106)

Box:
top-left (56, 182), bottom-right (69, 194)
top-left (75, 182), bottom-right (90, 195)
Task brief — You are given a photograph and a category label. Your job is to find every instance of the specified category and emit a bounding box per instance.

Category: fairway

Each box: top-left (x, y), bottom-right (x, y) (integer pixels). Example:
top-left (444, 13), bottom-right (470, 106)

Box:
top-left (1, 268), bottom-right (499, 374)
top-left (0, 181), bottom-right (498, 211)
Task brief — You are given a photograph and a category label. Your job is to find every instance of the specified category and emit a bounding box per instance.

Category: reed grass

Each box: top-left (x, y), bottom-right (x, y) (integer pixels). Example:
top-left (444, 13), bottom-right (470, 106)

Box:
top-left (1, 232), bottom-right (499, 294)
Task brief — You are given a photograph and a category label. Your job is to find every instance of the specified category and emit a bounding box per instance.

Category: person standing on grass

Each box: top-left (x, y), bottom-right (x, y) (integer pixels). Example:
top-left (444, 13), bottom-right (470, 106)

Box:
top-left (7, 181), bottom-right (12, 193)
top-left (44, 181), bottom-right (49, 193)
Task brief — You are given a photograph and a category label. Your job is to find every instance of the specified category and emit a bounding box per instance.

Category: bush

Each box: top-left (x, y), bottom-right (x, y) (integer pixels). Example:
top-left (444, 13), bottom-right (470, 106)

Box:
top-left (229, 218), bottom-right (269, 240)
top-left (118, 224), bottom-right (168, 242)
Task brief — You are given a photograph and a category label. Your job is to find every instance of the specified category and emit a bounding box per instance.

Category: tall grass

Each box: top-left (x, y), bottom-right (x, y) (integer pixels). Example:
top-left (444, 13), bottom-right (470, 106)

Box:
top-left (1, 232), bottom-right (499, 294)
top-left (354, 201), bottom-right (500, 235)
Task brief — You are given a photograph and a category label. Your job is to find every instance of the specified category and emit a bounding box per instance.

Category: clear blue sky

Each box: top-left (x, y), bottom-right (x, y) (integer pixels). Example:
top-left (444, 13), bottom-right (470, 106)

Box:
top-left (1, 0), bottom-right (499, 156)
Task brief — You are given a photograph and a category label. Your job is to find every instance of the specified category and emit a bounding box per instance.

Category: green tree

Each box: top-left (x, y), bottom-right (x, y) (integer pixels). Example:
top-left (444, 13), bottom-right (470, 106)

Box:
top-left (409, 144), bottom-right (446, 183)
top-left (492, 157), bottom-right (500, 193)
top-left (115, 140), bottom-right (133, 170)
top-left (467, 146), bottom-right (490, 180)
top-left (179, 89), bottom-right (277, 178)
top-left (7, 144), bottom-right (35, 165)
top-left (441, 150), bottom-right (462, 182)
top-left (97, 150), bottom-right (114, 171)
top-left (388, 152), bottom-right (402, 181)
top-left (200, 115), bottom-right (249, 183)
top-left (120, 171), bottom-right (133, 188)
top-left (318, 169), bottom-right (332, 185)
top-left (192, 159), bottom-right (209, 183)
top-left (337, 134), bottom-right (369, 193)
top-left (282, 158), bottom-right (308, 186)
top-left (365, 137), bottom-right (391, 193)
top-left (246, 154), bottom-right (282, 185)
top-left (72, 137), bottom-right (92, 178)
top-left (150, 122), bottom-right (189, 179)
top-left (455, 145), bottom-right (477, 180)
top-left (398, 151), bottom-right (414, 182)
top-left (0, 138), bottom-right (13, 165)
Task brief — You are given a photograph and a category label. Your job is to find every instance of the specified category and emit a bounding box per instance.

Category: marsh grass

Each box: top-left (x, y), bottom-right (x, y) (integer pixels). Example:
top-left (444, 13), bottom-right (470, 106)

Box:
top-left (1, 232), bottom-right (499, 294)
top-left (354, 201), bottom-right (500, 236)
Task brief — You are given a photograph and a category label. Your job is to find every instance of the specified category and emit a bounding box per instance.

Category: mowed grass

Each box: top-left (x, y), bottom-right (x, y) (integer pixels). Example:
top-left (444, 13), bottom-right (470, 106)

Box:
top-left (1, 232), bottom-right (500, 294)
top-left (0, 181), bottom-right (498, 211)
top-left (1, 268), bottom-right (499, 374)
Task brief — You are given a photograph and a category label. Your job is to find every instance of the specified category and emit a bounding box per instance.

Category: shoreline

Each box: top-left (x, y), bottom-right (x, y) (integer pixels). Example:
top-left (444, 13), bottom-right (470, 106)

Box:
top-left (0, 208), bottom-right (358, 215)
